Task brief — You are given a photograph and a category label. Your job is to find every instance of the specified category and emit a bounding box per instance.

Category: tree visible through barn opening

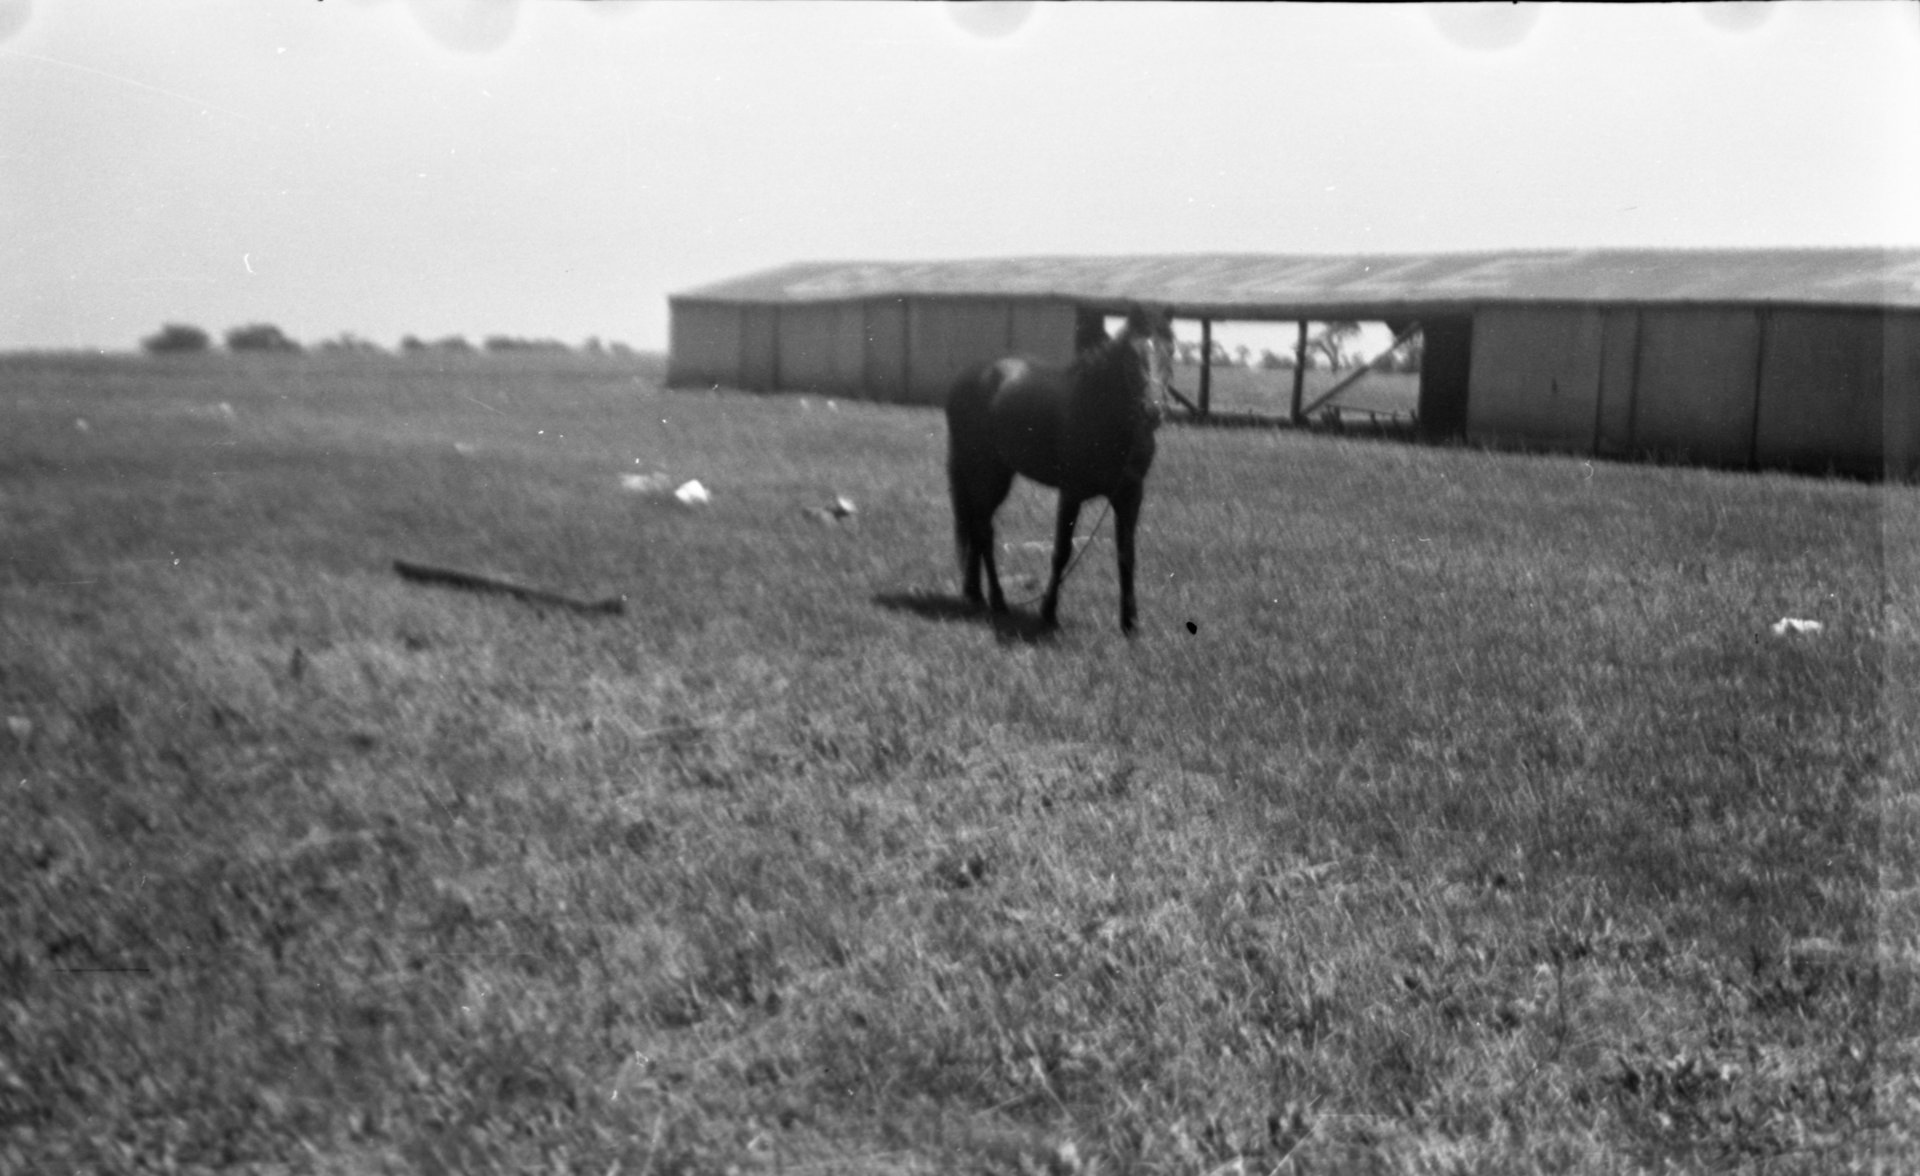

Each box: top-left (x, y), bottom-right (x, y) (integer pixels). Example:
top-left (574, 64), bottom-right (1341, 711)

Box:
top-left (1115, 316), bottom-right (1419, 426)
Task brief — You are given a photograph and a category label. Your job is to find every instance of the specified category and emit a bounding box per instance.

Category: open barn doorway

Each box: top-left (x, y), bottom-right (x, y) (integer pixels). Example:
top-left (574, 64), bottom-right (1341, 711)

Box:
top-left (1140, 316), bottom-right (1423, 429)
top-left (1078, 308), bottom-right (1474, 441)
top-left (1413, 314), bottom-right (1472, 439)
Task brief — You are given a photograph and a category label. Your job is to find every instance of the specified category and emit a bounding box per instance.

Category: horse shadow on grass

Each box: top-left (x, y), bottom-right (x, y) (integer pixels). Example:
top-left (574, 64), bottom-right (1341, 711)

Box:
top-left (871, 590), bottom-right (1059, 645)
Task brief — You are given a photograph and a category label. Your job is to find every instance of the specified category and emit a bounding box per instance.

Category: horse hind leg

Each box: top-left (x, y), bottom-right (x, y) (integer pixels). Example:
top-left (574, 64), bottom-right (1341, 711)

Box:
top-left (1111, 479), bottom-right (1145, 635)
top-left (948, 449), bottom-right (985, 605)
top-left (975, 467), bottom-right (1014, 613)
top-left (951, 476), bottom-right (983, 606)
top-left (973, 527), bottom-right (1009, 613)
top-left (951, 462), bottom-right (1013, 612)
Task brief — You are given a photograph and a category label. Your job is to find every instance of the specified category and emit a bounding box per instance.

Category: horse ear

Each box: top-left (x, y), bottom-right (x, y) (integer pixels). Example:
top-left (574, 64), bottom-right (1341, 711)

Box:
top-left (1074, 312), bottom-right (1110, 352)
top-left (1124, 303), bottom-right (1171, 339)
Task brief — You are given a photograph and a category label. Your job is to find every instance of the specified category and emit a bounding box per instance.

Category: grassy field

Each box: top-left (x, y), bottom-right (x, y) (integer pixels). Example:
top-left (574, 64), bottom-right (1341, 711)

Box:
top-left (2, 351), bottom-right (1916, 1173)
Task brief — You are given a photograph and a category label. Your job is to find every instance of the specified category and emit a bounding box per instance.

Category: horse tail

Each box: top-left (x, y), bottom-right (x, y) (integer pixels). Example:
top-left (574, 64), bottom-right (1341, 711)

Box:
top-left (945, 362), bottom-right (997, 583)
top-left (947, 428), bottom-right (973, 579)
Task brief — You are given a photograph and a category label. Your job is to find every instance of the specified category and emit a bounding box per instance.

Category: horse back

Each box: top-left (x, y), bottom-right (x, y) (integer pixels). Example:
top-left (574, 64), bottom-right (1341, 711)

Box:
top-left (948, 355), bottom-right (1151, 495)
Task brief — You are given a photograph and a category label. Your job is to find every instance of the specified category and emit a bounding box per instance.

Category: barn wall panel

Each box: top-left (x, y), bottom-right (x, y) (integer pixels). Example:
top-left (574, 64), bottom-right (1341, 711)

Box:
top-left (864, 299), bottom-right (909, 403)
top-left (832, 303), bottom-right (867, 395)
top-left (738, 306), bottom-right (780, 392)
top-left (907, 299), bottom-right (1014, 405)
top-left (1631, 308), bottom-right (1761, 466)
top-left (1887, 312), bottom-right (1920, 479)
top-left (775, 304), bottom-right (833, 392)
top-left (1008, 300), bottom-right (1078, 366)
top-left (1465, 306), bottom-right (1604, 452)
top-left (776, 302), bottom-right (867, 396)
top-left (1754, 309), bottom-right (1885, 475)
top-left (666, 301), bottom-right (743, 389)
top-left (1593, 309), bottom-right (1640, 458)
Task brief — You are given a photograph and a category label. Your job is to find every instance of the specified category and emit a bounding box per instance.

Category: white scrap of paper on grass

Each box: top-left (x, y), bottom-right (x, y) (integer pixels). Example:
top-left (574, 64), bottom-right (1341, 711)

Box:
top-left (1771, 617), bottom-right (1823, 636)
top-left (621, 472), bottom-right (672, 494)
top-left (805, 496), bottom-right (857, 524)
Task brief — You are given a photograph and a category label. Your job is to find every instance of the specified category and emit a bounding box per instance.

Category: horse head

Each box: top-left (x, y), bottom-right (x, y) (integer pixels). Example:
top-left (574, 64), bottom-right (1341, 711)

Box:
top-left (1113, 303), bottom-right (1175, 427)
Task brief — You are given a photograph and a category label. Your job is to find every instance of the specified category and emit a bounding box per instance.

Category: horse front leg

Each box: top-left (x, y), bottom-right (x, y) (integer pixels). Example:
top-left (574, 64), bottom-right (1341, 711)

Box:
top-left (1040, 493), bottom-right (1083, 629)
top-left (1112, 479), bottom-right (1144, 635)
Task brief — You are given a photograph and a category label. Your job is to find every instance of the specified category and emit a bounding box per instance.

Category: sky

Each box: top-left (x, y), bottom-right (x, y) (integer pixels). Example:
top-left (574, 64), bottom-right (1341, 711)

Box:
top-left (2, 1), bottom-right (1917, 354)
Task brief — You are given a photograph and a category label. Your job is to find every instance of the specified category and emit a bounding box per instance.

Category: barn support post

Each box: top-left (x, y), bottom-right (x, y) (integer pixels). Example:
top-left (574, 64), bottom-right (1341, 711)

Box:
top-left (1590, 313), bottom-right (1613, 456)
top-left (770, 307), bottom-right (782, 393)
top-left (1746, 307), bottom-right (1771, 470)
top-left (1290, 320), bottom-right (1310, 423)
top-left (1198, 319), bottom-right (1213, 418)
top-left (903, 297), bottom-right (917, 403)
top-left (1624, 306), bottom-right (1647, 453)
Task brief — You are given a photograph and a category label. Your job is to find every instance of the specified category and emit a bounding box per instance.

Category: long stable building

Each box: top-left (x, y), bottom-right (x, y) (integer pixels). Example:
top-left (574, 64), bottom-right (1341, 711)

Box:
top-left (668, 249), bottom-right (1920, 477)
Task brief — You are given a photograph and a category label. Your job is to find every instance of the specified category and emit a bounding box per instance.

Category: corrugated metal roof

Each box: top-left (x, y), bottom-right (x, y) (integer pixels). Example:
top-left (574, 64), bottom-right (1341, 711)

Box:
top-left (674, 249), bottom-right (1920, 312)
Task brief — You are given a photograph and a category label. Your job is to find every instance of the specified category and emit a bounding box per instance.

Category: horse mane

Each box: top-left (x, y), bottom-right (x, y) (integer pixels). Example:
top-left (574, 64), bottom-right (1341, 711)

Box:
top-left (1067, 332), bottom-right (1137, 397)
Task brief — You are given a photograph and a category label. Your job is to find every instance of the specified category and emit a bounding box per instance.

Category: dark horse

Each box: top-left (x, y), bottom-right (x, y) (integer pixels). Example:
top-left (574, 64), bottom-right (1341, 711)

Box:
top-left (945, 305), bottom-right (1174, 634)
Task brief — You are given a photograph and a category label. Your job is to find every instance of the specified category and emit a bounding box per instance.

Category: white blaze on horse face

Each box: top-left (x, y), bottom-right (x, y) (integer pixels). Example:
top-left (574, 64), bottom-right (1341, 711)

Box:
top-left (1138, 331), bottom-right (1173, 405)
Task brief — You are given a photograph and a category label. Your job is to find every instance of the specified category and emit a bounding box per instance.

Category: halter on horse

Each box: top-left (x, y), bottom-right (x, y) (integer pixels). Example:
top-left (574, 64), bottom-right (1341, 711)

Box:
top-left (944, 304), bottom-right (1175, 634)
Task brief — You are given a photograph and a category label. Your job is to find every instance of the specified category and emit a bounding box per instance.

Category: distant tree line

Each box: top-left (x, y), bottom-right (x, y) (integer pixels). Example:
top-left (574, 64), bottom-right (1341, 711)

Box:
top-left (399, 335), bottom-right (473, 355)
top-left (142, 323), bottom-right (641, 357)
top-left (480, 335), bottom-right (571, 353)
top-left (225, 324), bottom-right (302, 353)
top-left (141, 324), bottom-right (212, 354)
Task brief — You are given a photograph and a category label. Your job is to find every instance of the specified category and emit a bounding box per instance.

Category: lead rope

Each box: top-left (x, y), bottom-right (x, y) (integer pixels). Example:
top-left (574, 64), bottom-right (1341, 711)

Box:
top-left (1005, 500), bottom-right (1112, 608)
